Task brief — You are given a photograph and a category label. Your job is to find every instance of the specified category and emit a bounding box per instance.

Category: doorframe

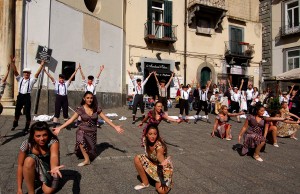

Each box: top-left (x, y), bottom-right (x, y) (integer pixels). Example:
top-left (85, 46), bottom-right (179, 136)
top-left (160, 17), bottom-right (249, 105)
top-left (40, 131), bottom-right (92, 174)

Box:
top-left (196, 62), bottom-right (216, 85)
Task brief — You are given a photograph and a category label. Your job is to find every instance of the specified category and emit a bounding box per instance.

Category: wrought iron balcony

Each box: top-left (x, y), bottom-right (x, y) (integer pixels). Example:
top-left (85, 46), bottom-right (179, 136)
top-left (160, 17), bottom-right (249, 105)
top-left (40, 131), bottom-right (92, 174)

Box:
top-left (224, 41), bottom-right (254, 58)
top-left (280, 24), bottom-right (300, 36)
top-left (188, 0), bottom-right (226, 10)
top-left (144, 21), bottom-right (178, 43)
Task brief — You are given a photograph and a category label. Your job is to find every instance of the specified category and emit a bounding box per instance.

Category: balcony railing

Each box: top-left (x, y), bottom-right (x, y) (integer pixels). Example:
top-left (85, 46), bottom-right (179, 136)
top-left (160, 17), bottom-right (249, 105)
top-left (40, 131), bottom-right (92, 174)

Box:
top-left (225, 41), bottom-right (254, 57)
top-left (188, 0), bottom-right (226, 10)
top-left (280, 24), bottom-right (300, 36)
top-left (144, 21), bottom-right (178, 43)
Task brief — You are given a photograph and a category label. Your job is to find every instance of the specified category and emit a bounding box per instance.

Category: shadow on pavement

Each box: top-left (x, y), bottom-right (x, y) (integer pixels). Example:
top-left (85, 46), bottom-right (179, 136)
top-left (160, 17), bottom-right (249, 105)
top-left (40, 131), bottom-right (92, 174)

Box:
top-left (96, 142), bottom-right (127, 158)
top-left (55, 170), bottom-right (81, 194)
top-left (1, 131), bottom-right (25, 145)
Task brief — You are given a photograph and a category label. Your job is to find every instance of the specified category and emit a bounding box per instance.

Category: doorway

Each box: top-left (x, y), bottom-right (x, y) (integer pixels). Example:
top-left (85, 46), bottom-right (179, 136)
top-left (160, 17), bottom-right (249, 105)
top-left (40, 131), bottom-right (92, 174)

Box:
top-left (201, 67), bottom-right (211, 86)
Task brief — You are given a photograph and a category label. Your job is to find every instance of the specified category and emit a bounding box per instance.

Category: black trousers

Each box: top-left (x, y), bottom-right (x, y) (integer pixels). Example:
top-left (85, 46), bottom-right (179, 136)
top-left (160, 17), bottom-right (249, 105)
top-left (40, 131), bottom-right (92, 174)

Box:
top-left (196, 100), bottom-right (208, 115)
top-left (158, 96), bottom-right (168, 112)
top-left (231, 101), bottom-right (240, 113)
top-left (132, 94), bottom-right (144, 115)
top-left (179, 99), bottom-right (189, 116)
top-left (247, 100), bottom-right (252, 113)
top-left (15, 93), bottom-right (31, 122)
top-left (55, 95), bottom-right (69, 119)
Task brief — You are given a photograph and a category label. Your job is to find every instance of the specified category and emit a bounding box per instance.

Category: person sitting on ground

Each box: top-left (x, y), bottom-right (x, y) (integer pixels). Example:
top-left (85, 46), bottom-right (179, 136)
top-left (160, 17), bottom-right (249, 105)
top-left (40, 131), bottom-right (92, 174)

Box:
top-left (238, 105), bottom-right (287, 162)
top-left (211, 105), bottom-right (244, 140)
top-left (264, 111), bottom-right (283, 147)
top-left (276, 101), bottom-right (300, 140)
top-left (52, 91), bottom-right (124, 167)
top-left (134, 124), bottom-right (173, 194)
top-left (17, 122), bottom-right (64, 194)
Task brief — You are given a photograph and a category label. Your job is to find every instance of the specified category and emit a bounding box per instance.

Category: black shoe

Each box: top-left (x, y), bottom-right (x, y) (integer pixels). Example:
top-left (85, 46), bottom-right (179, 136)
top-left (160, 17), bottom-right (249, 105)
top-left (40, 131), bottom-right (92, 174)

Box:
top-left (11, 121), bottom-right (18, 131)
top-left (194, 119), bottom-right (197, 124)
top-left (132, 120), bottom-right (136, 124)
top-left (22, 128), bottom-right (29, 135)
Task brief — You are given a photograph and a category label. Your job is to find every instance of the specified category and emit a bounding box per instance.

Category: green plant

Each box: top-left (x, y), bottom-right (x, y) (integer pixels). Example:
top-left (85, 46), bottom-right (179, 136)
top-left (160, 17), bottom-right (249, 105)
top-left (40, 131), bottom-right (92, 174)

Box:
top-left (267, 97), bottom-right (281, 113)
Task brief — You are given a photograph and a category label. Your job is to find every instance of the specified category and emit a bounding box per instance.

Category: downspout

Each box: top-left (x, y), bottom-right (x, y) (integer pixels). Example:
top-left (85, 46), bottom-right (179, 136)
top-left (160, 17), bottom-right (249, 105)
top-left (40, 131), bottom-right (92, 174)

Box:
top-left (184, 0), bottom-right (187, 85)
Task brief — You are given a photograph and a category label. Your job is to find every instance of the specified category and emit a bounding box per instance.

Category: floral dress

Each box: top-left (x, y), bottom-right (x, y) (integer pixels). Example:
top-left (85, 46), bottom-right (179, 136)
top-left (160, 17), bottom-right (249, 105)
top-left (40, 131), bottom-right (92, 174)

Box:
top-left (20, 138), bottom-right (59, 188)
top-left (276, 109), bottom-right (299, 137)
top-left (215, 114), bottom-right (231, 139)
top-left (242, 115), bottom-right (265, 155)
top-left (75, 106), bottom-right (102, 159)
top-left (137, 141), bottom-right (173, 187)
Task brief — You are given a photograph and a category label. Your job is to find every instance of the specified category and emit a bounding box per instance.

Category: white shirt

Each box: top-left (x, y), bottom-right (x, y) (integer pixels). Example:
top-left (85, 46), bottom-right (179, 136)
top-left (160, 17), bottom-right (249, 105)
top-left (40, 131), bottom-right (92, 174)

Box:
top-left (246, 88), bottom-right (254, 100)
top-left (213, 88), bottom-right (219, 95)
top-left (180, 88), bottom-right (191, 100)
top-left (199, 88), bottom-right (209, 101)
top-left (230, 90), bottom-right (241, 102)
top-left (132, 78), bottom-right (149, 95)
top-left (53, 80), bottom-right (70, 96)
top-left (157, 82), bottom-right (171, 97)
top-left (82, 79), bottom-right (99, 95)
top-left (279, 95), bottom-right (290, 104)
top-left (16, 76), bottom-right (37, 94)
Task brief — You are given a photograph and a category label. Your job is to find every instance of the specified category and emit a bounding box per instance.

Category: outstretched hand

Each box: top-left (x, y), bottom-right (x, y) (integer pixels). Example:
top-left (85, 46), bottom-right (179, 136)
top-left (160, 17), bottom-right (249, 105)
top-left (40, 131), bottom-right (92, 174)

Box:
top-left (48, 165), bottom-right (65, 178)
top-left (52, 128), bottom-right (61, 136)
top-left (114, 126), bottom-right (124, 134)
top-left (138, 122), bottom-right (143, 127)
top-left (100, 65), bottom-right (104, 71)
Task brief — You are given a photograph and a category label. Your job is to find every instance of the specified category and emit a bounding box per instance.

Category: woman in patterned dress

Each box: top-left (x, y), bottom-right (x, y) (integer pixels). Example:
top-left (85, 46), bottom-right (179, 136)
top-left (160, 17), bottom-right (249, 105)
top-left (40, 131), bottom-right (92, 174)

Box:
top-left (211, 105), bottom-right (244, 140)
top-left (139, 101), bottom-right (181, 145)
top-left (134, 124), bottom-right (173, 193)
top-left (238, 105), bottom-right (286, 162)
top-left (53, 91), bottom-right (124, 166)
top-left (277, 101), bottom-right (300, 139)
top-left (17, 122), bottom-right (64, 194)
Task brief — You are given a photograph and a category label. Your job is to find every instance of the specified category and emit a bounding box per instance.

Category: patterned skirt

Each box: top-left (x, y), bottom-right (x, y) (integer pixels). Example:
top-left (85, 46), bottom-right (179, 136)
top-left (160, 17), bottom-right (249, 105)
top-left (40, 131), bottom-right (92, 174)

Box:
top-left (242, 129), bottom-right (265, 155)
top-left (217, 124), bottom-right (231, 139)
top-left (27, 154), bottom-right (59, 188)
top-left (276, 122), bottom-right (299, 137)
top-left (137, 154), bottom-right (173, 188)
top-left (75, 127), bottom-right (97, 159)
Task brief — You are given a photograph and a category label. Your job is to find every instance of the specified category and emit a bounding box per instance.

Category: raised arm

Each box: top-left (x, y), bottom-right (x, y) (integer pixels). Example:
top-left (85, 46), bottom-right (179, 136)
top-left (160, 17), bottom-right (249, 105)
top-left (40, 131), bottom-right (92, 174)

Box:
top-left (11, 57), bottom-right (19, 77)
top-left (2, 63), bottom-right (11, 83)
top-left (43, 69), bottom-right (55, 83)
top-left (96, 65), bottom-right (104, 79)
top-left (227, 79), bottom-right (232, 89)
top-left (239, 79), bottom-right (244, 91)
top-left (78, 63), bottom-right (85, 80)
top-left (154, 71), bottom-right (159, 85)
top-left (206, 80), bottom-right (212, 89)
top-left (68, 66), bottom-right (79, 83)
top-left (166, 72), bottom-right (175, 86)
top-left (288, 84), bottom-right (295, 95)
top-left (127, 70), bottom-right (134, 80)
top-left (34, 60), bottom-right (45, 78)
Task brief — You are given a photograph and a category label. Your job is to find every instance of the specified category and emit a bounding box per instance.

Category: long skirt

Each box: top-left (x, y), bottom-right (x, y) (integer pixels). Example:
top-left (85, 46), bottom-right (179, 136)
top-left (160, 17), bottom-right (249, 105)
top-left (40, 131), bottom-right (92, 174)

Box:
top-left (217, 124), bottom-right (231, 139)
top-left (75, 128), bottom-right (97, 159)
top-left (242, 130), bottom-right (265, 155)
top-left (276, 122), bottom-right (299, 137)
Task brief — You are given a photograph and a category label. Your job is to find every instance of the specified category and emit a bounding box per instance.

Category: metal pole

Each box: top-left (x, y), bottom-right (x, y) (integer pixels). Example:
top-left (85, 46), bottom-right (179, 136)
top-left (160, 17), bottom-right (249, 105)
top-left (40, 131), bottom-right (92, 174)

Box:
top-left (184, 0), bottom-right (187, 85)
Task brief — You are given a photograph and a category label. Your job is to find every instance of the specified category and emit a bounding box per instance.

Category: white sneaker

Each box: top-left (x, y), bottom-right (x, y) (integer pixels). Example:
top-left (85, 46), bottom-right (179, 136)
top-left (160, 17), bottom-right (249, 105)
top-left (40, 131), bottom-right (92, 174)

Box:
top-left (134, 183), bottom-right (149, 190)
top-left (273, 143), bottom-right (279, 147)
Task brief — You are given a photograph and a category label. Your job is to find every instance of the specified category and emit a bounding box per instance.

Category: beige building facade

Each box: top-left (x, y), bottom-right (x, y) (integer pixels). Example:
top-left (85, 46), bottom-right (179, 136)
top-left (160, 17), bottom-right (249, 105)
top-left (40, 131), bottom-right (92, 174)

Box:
top-left (125, 0), bottom-right (262, 98)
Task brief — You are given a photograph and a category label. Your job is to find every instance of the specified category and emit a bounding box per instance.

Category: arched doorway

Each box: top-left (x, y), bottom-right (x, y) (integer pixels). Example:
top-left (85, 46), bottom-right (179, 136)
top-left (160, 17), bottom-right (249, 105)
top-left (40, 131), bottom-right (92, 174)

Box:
top-left (201, 67), bottom-right (211, 86)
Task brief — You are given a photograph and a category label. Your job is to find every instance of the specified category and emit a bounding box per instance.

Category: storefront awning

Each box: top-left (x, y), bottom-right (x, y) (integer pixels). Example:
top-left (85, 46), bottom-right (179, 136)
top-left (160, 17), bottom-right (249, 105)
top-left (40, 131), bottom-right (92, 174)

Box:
top-left (276, 68), bottom-right (300, 80)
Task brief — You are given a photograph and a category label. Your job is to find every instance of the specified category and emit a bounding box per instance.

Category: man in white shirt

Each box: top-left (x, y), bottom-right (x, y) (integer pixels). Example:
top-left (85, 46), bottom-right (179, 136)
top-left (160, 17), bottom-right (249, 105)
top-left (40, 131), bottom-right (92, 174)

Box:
top-left (179, 85), bottom-right (191, 123)
top-left (11, 60), bottom-right (44, 132)
top-left (194, 80), bottom-right (211, 123)
top-left (44, 67), bottom-right (79, 127)
top-left (246, 84), bottom-right (254, 113)
top-left (228, 79), bottom-right (243, 123)
top-left (128, 71), bottom-right (153, 124)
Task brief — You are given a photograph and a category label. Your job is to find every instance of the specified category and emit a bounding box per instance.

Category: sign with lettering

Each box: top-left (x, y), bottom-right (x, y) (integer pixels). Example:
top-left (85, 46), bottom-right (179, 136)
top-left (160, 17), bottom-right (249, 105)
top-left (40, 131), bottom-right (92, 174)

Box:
top-left (144, 62), bottom-right (169, 70)
top-left (35, 45), bottom-right (52, 63)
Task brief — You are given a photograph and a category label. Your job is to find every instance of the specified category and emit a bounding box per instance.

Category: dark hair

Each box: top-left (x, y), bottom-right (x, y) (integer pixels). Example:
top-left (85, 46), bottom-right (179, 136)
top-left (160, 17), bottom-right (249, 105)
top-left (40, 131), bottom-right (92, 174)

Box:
top-left (59, 74), bottom-right (65, 79)
top-left (136, 78), bottom-right (141, 82)
top-left (144, 124), bottom-right (167, 155)
top-left (252, 104), bottom-right (265, 116)
top-left (87, 75), bottom-right (94, 80)
top-left (28, 121), bottom-right (58, 148)
top-left (201, 86), bottom-right (206, 90)
top-left (270, 110), bottom-right (280, 117)
top-left (81, 91), bottom-right (97, 112)
top-left (152, 101), bottom-right (163, 119)
top-left (160, 79), bottom-right (166, 83)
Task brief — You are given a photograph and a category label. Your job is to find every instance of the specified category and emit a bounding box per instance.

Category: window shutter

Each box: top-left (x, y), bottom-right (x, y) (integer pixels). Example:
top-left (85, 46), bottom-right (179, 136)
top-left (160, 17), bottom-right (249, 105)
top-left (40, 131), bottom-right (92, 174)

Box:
top-left (164, 0), bottom-right (173, 38)
top-left (283, 49), bottom-right (286, 72)
top-left (281, 2), bottom-right (285, 35)
top-left (147, 0), bottom-right (152, 35)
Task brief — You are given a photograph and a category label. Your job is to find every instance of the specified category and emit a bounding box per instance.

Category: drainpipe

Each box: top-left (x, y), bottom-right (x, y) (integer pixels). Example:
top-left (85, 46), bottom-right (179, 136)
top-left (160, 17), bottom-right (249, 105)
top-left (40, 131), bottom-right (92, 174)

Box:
top-left (184, 0), bottom-right (187, 85)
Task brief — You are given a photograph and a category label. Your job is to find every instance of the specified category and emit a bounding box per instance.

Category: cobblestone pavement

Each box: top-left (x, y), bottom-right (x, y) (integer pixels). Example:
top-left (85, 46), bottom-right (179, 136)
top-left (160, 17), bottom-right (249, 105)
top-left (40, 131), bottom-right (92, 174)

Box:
top-left (0, 106), bottom-right (299, 194)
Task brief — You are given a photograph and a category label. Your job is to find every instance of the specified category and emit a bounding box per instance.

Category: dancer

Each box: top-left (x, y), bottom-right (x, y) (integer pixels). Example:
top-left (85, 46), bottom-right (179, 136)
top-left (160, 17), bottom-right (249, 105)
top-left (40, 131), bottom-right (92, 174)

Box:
top-left (43, 67), bottom-right (79, 127)
top-left (11, 60), bottom-right (44, 133)
top-left (276, 101), bottom-right (300, 140)
top-left (134, 124), bottom-right (173, 193)
top-left (52, 91), bottom-right (124, 166)
top-left (79, 63), bottom-right (104, 106)
top-left (17, 122), bottom-right (64, 194)
top-left (228, 78), bottom-right (243, 123)
top-left (0, 61), bottom-right (11, 115)
top-left (238, 105), bottom-right (287, 162)
top-left (153, 71), bottom-right (174, 116)
top-left (128, 70), bottom-right (154, 124)
top-left (139, 101), bottom-right (181, 145)
top-left (194, 80), bottom-right (211, 123)
top-left (211, 105), bottom-right (244, 140)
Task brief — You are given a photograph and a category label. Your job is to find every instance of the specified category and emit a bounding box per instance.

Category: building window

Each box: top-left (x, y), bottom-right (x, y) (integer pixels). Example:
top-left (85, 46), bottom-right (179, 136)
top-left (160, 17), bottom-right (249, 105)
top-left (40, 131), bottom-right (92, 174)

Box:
top-left (284, 0), bottom-right (300, 34)
top-left (147, 0), bottom-right (173, 39)
top-left (196, 18), bottom-right (212, 35)
top-left (229, 26), bottom-right (244, 55)
top-left (286, 48), bottom-right (300, 71)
